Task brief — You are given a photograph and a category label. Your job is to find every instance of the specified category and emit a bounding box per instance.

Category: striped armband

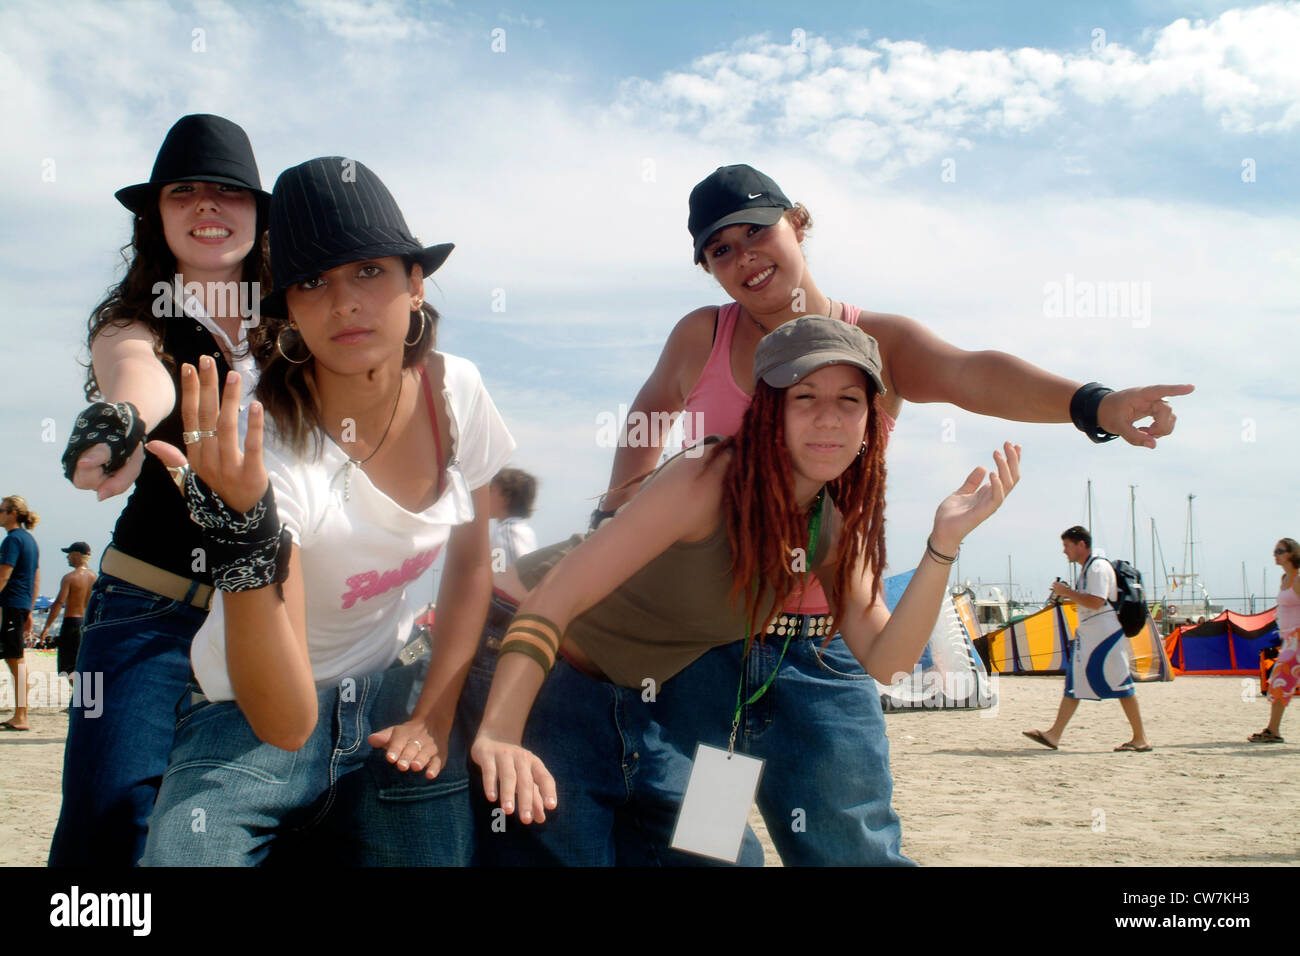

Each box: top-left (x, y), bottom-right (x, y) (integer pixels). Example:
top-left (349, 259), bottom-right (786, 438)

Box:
top-left (498, 614), bottom-right (562, 675)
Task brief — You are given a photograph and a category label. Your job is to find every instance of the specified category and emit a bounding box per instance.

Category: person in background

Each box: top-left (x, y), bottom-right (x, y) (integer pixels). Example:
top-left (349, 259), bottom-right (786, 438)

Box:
top-left (38, 543), bottom-right (97, 678)
top-left (0, 496), bottom-right (41, 731)
top-left (1249, 537), bottom-right (1300, 743)
top-left (1023, 525), bottom-right (1151, 752)
top-left (489, 467), bottom-right (538, 568)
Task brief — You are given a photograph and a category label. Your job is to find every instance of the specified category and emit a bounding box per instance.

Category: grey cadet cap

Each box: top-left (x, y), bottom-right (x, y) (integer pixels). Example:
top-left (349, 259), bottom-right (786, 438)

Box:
top-left (753, 316), bottom-right (886, 394)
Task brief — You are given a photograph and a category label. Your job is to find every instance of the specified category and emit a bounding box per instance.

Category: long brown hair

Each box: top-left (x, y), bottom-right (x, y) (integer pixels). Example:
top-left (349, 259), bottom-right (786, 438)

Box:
top-left (709, 375), bottom-right (887, 640)
top-left (251, 256), bottom-right (439, 457)
top-left (83, 200), bottom-right (271, 399)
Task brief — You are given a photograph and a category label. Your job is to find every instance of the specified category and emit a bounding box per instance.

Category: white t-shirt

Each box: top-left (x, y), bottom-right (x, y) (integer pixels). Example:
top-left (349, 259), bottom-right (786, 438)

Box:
top-left (1075, 549), bottom-right (1120, 630)
top-left (191, 352), bottom-right (516, 701)
top-left (490, 517), bottom-right (537, 567)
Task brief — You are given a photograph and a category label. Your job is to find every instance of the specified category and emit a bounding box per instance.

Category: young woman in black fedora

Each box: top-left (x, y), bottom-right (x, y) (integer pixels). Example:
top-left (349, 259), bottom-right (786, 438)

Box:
top-left (139, 157), bottom-right (513, 865)
top-left (50, 114), bottom-right (271, 867)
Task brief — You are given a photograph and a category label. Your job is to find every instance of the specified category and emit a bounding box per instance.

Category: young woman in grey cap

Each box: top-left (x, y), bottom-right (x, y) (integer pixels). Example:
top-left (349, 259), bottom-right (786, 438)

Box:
top-left (139, 157), bottom-right (514, 865)
top-left (50, 114), bottom-right (270, 867)
top-left (471, 316), bottom-right (1021, 865)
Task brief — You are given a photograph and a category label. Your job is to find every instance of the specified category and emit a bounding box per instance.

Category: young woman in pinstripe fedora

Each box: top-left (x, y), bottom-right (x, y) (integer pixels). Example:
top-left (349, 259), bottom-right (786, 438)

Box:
top-left (140, 157), bottom-right (514, 866)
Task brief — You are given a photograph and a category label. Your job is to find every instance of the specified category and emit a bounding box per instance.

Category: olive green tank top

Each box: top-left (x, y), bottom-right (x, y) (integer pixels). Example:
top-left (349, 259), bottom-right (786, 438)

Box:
top-left (515, 494), bottom-right (833, 689)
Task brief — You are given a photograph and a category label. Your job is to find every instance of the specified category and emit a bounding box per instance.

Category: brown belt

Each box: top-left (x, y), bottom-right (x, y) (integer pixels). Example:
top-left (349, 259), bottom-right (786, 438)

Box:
top-left (101, 547), bottom-right (214, 610)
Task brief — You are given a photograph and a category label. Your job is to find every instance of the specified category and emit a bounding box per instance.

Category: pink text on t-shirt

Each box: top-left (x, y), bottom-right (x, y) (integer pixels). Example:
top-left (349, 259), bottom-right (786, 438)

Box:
top-left (340, 548), bottom-right (440, 610)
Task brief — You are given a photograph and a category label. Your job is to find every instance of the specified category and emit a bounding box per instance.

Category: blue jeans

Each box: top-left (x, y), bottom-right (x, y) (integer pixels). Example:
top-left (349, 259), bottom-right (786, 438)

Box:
top-left (465, 657), bottom-right (761, 866)
top-left (655, 634), bottom-right (913, 866)
top-left (140, 658), bottom-right (472, 866)
top-left (48, 573), bottom-right (209, 867)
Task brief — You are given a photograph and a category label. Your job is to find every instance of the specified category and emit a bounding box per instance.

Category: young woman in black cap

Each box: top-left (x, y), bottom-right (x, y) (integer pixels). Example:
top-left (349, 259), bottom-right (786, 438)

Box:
top-left (586, 162), bottom-right (1192, 864)
top-left (139, 157), bottom-right (513, 865)
top-left (470, 317), bottom-right (1020, 865)
top-left (50, 114), bottom-right (270, 867)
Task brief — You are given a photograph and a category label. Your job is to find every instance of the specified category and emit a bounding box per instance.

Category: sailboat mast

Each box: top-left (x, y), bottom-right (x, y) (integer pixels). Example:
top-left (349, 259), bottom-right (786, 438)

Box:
top-left (1130, 485), bottom-right (1137, 566)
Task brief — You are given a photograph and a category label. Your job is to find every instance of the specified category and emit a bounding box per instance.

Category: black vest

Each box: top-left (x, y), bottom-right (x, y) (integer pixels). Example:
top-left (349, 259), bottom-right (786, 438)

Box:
top-left (108, 319), bottom-right (234, 582)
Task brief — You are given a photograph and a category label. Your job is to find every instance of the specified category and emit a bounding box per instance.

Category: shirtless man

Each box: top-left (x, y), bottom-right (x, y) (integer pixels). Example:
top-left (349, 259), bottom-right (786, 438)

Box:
top-left (39, 543), bottom-right (96, 678)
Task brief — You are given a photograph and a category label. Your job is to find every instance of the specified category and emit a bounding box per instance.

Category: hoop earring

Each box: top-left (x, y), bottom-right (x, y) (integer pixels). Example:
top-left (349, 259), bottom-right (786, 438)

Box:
top-left (858, 441), bottom-right (867, 457)
top-left (405, 307), bottom-right (427, 348)
top-left (276, 327), bottom-right (311, 365)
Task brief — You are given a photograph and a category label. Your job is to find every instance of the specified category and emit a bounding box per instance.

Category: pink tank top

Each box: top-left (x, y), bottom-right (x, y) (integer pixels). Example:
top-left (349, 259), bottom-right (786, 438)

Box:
top-left (682, 302), bottom-right (897, 614)
top-left (1278, 577), bottom-right (1300, 634)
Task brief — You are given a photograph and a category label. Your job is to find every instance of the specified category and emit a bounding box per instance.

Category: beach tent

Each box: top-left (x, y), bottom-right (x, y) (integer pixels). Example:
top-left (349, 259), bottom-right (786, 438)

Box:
top-left (987, 602), bottom-right (1172, 682)
top-left (877, 569), bottom-right (996, 711)
top-left (1163, 607), bottom-right (1278, 676)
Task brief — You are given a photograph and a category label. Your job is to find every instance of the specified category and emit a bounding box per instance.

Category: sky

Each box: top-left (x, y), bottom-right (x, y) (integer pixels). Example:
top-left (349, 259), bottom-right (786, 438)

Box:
top-left (1, 0), bottom-right (1297, 616)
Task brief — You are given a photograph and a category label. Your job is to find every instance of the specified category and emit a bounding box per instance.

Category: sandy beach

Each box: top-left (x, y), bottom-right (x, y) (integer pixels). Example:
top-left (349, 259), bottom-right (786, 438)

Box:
top-left (1, 648), bottom-right (1294, 867)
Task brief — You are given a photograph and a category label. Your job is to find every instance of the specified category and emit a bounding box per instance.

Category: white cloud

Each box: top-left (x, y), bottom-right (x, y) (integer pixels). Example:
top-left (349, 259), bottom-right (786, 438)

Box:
top-left (2, 0), bottom-right (1295, 604)
top-left (616, 3), bottom-right (1300, 177)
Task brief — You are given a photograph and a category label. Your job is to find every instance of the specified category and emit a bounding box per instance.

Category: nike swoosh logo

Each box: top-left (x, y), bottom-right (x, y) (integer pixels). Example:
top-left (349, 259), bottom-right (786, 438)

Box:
top-left (747, 193), bottom-right (762, 199)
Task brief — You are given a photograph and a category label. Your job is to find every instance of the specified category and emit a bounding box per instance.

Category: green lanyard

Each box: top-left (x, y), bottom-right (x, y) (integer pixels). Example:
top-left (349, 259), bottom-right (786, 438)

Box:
top-left (728, 490), bottom-right (823, 756)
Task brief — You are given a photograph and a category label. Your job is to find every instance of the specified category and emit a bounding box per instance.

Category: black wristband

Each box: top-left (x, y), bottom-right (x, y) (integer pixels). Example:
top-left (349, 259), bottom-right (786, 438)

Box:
top-left (1069, 382), bottom-right (1119, 444)
top-left (61, 401), bottom-right (145, 481)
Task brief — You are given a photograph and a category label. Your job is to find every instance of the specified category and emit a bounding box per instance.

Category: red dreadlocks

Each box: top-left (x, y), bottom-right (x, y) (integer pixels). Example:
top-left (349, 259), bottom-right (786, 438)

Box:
top-left (708, 377), bottom-right (888, 641)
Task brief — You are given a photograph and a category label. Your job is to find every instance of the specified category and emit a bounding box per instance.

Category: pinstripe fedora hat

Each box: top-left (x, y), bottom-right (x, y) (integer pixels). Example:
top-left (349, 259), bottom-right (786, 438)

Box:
top-left (259, 157), bottom-right (454, 318)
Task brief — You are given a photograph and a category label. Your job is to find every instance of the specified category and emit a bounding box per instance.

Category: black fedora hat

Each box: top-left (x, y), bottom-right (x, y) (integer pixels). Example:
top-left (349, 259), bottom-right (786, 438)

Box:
top-left (115, 114), bottom-right (270, 219)
top-left (259, 157), bottom-right (454, 319)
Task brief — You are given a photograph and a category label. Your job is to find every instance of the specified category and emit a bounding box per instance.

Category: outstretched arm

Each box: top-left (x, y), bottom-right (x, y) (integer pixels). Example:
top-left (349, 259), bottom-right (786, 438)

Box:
top-left (864, 312), bottom-right (1192, 448)
top-left (74, 322), bottom-right (178, 499)
top-left (835, 442), bottom-right (1022, 681)
top-left (473, 449), bottom-right (726, 821)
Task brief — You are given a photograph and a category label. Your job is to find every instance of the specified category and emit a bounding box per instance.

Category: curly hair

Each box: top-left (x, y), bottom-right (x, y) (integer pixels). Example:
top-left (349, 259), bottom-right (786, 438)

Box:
top-left (707, 376), bottom-right (887, 644)
top-left (83, 200), bottom-right (271, 400)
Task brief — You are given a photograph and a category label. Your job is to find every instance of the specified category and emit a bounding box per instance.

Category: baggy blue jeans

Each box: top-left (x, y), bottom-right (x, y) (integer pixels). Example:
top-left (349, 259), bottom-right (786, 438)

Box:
top-left (48, 574), bottom-right (209, 866)
top-left (654, 633), bottom-right (913, 866)
top-left (139, 658), bottom-right (472, 866)
top-left (461, 601), bottom-right (764, 867)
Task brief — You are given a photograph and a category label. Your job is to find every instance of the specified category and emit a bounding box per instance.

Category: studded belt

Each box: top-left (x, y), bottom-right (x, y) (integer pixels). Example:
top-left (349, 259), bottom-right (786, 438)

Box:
top-left (762, 612), bottom-right (837, 640)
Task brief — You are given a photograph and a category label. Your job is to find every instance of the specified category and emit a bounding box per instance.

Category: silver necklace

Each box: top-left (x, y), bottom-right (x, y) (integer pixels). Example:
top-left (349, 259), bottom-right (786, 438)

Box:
top-left (339, 376), bottom-right (403, 501)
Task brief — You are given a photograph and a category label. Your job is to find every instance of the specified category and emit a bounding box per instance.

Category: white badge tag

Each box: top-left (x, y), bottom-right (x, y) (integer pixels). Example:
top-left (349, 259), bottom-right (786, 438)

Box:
top-left (670, 742), bottom-right (765, 863)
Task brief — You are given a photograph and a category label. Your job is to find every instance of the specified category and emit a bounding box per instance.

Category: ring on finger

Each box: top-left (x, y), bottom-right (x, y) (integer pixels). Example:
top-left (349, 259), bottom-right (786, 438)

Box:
top-left (410, 740), bottom-right (422, 750)
top-left (166, 464), bottom-right (191, 492)
top-left (183, 429), bottom-right (217, 444)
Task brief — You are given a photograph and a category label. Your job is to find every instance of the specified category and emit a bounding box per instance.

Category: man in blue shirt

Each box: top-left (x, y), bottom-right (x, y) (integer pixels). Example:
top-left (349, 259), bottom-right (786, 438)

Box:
top-left (0, 495), bottom-right (41, 731)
